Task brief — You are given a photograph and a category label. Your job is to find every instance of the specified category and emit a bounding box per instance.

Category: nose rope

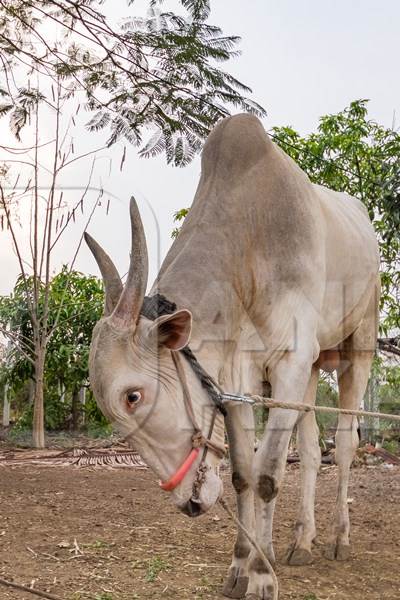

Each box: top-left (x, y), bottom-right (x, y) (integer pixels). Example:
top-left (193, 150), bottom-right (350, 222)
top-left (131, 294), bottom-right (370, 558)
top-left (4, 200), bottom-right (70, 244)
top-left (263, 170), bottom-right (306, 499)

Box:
top-left (164, 350), bottom-right (225, 497)
top-left (171, 351), bottom-right (226, 460)
top-left (158, 353), bottom-right (225, 493)
top-left (140, 293), bottom-right (226, 493)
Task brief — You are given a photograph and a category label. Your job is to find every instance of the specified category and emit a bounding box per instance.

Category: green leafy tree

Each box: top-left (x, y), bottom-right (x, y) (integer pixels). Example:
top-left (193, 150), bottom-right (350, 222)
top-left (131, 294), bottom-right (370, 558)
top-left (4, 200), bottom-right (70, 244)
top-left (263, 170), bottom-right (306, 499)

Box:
top-left (45, 268), bottom-right (104, 430)
top-left (0, 268), bottom-right (104, 432)
top-left (45, 268), bottom-right (103, 387)
top-left (373, 357), bottom-right (400, 437)
top-left (271, 100), bottom-right (399, 333)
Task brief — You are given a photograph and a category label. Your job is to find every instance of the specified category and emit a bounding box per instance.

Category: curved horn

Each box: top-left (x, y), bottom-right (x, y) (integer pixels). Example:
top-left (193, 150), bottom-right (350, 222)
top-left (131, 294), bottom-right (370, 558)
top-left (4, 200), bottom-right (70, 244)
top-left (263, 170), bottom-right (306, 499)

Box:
top-left (111, 197), bottom-right (148, 328)
top-left (84, 232), bottom-right (123, 316)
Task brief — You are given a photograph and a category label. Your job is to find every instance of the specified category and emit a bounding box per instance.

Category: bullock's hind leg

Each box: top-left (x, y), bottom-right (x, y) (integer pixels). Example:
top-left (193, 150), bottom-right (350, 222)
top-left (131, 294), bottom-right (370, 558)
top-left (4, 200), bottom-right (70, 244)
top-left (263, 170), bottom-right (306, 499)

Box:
top-left (222, 404), bottom-right (255, 599)
top-left (325, 306), bottom-right (377, 561)
top-left (286, 365), bottom-right (320, 566)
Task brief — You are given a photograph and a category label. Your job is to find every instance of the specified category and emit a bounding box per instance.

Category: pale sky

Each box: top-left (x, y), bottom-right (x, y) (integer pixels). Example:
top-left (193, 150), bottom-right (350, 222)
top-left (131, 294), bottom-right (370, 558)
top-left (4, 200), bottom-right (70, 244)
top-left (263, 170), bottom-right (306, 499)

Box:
top-left (1, 0), bottom-right (399, 295)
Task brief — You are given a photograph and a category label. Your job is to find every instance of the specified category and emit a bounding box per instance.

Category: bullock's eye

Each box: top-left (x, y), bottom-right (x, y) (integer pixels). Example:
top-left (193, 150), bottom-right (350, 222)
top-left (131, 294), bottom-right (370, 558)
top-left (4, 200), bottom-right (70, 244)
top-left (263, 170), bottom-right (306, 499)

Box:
top-left (126, 390), bottom-right (142, 408)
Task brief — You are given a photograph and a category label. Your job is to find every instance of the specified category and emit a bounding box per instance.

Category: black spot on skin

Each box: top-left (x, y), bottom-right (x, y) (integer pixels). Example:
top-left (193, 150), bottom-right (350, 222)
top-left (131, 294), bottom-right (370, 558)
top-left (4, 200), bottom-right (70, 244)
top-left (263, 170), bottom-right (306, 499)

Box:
top-left (294, 521), bottom-right (304, 534)
top-left (232, 471), bottom-right (249, 494)
top-left (257, 474), bottom-right (279, 503)
top-left (234, 541), bottom-right (251, 559)
top-left (213, 311), bottom-right (223, 324)
top-left (249, 556), bottom-right (270, 574)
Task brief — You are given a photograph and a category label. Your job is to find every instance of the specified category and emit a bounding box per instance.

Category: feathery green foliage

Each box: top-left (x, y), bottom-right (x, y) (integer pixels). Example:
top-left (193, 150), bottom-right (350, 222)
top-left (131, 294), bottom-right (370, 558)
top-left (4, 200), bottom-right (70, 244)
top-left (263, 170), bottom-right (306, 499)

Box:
top-left (0, 0), bottom-right (265, 165)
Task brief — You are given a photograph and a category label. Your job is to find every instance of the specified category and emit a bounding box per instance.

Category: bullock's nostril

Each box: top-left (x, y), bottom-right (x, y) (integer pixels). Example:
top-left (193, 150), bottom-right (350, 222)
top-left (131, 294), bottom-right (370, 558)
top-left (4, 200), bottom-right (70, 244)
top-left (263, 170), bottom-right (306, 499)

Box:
top-left (183, 499), bottom-right (202, 518)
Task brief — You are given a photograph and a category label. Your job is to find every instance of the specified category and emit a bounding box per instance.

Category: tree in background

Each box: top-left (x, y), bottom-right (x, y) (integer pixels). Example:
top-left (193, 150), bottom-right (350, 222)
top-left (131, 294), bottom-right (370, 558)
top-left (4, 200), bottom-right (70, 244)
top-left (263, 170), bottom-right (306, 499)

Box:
top-left (45, 269), bottom-right (103, 429)
top-left (271, 99), bottom-right (399, 334)
top-left (0, 0), bottom-right (265, 166)
top-left (0, 0), bottom-right (265, 447)
top-left (0, 268), bottom-right (104, 433)
top-left (173, 100), bottom-right (399, 332)
top-left (0, 79), bottom-right (105, 447)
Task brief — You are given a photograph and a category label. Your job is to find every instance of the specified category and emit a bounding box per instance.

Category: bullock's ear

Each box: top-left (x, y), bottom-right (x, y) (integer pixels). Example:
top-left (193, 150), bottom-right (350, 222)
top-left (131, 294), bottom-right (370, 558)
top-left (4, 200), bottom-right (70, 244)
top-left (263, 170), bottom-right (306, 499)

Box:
top-left (148, 309), bottom-right (192, 350)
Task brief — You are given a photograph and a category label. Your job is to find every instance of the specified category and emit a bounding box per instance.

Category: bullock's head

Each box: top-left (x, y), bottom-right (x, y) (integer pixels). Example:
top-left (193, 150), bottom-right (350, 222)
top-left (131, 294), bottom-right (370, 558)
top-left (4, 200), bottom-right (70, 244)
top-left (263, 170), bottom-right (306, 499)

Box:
top-left (85, 198), bottom-right (224, 517)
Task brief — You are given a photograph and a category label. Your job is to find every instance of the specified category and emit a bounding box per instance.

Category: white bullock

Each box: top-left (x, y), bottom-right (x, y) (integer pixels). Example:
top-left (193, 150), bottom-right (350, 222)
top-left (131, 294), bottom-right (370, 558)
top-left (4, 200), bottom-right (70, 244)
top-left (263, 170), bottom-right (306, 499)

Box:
top-left (86, 114), bottom-right (380, 599)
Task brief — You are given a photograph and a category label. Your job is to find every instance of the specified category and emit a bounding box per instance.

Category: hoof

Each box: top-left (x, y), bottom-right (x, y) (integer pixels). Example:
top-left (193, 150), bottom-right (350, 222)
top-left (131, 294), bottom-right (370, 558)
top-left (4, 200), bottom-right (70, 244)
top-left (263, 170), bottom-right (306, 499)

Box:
top-left (246, 576), bottom-right (276, 600)
top-left (286, 546), bottom-right (313, 566)
top-left (245, 591), bottom-right (274, 600)
top-left (324, 542), bottom-right (351, 561)
top-left (222, 567), bottom-right (249, 599)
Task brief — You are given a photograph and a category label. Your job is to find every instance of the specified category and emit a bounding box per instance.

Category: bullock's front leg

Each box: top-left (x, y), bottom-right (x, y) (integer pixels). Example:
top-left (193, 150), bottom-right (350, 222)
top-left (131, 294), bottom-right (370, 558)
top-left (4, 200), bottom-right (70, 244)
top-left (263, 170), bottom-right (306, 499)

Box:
top-left (223, 404), bottom-right (256, 599)
top-left (246, 349), bottom-right (314, 599)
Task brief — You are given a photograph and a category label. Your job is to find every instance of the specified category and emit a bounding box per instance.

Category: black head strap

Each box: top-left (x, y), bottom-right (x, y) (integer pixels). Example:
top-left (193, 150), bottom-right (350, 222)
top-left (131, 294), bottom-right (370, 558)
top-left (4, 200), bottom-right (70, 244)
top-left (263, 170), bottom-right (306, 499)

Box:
top-left (141, 293), bottom-right (226, 416)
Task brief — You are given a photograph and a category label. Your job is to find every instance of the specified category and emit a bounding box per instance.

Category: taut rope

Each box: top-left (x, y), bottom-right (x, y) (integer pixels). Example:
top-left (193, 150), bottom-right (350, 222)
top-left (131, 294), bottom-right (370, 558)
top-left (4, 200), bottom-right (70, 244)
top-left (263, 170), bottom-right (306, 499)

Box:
top-left (221, 393), bottom-right (400, 422)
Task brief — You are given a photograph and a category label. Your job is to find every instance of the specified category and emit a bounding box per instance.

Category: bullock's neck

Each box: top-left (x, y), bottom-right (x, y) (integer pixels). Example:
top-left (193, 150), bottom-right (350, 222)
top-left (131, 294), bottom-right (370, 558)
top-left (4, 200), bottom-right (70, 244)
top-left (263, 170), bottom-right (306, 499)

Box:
top-left (150, 232), bottom-right (260, 392)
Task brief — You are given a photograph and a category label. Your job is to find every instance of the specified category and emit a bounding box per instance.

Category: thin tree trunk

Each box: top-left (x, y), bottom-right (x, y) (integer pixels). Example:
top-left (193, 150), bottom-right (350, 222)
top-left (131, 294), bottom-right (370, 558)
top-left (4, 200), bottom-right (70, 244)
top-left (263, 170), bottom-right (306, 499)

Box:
top-left (363, 376), bottom-right (379, 444)
top-left (28, 379), bottom-right (35, 404)
top-left (71, 388), bottom-right (80, 431)
top-left (32, 352), bottom-right (45, 448)
top-left (2, 384), bottom-right (10, 427)
top-left (371, 374), bottom-right (380, 441)
top-left (79, 387), bottom-right (86, 425)
top-left (58, 380), bottom-right (65, 404)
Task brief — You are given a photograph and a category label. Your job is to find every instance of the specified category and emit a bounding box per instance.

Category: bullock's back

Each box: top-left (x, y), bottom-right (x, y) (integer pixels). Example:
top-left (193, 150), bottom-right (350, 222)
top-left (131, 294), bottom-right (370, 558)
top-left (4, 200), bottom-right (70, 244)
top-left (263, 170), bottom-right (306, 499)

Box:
top-left (316, 184), bottom-right (379, 285)
top-left (189, 114), bottom-right (378, 286)
top-left (157, 114), bottom-right (379, 344)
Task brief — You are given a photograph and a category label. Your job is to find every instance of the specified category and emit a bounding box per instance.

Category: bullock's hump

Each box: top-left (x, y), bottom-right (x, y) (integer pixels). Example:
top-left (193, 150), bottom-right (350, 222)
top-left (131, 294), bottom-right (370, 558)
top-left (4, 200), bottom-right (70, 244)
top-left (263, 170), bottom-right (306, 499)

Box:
top-left (201, 113), bottom-right (271, 176)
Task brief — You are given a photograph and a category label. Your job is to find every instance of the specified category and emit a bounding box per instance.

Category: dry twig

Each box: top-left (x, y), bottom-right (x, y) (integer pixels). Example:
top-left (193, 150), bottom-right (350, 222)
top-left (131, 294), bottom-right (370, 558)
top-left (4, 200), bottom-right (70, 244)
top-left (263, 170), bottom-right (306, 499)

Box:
top-left (0, 577), bottom-right (64, 600)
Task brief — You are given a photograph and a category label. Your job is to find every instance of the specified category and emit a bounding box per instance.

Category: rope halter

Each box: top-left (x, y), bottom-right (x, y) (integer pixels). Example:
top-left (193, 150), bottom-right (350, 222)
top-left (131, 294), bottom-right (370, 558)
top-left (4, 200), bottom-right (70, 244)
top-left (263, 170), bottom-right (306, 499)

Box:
top-left (140, 294), bottom-right (226, 494)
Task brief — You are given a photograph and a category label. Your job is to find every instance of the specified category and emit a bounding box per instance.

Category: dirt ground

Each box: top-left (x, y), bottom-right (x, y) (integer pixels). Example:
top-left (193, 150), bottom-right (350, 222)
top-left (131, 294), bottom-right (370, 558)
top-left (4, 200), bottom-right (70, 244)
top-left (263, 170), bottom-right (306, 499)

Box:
top-left (0, 461), bottom-right (399, 600)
